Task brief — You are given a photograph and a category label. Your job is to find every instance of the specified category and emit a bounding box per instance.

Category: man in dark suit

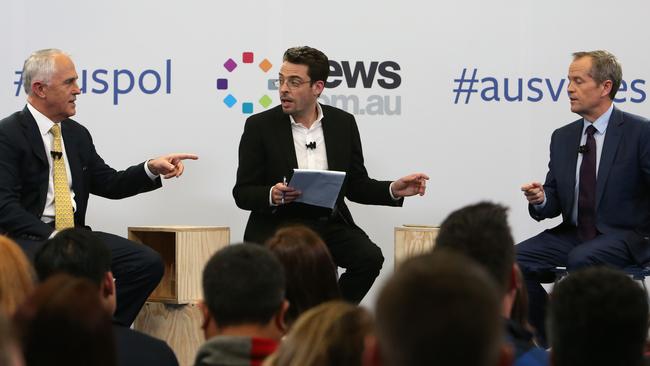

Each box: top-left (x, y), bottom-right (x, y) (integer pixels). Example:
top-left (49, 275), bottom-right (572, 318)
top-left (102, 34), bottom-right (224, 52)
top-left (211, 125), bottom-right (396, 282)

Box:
top-left (0, 49), bottom-right (198, 325)
top-left (233, 46), bottom-right (428, 303)
top-left (34, 228), bottom-right (179, 366)
top-left (518, 50), bottom-right (650, 342)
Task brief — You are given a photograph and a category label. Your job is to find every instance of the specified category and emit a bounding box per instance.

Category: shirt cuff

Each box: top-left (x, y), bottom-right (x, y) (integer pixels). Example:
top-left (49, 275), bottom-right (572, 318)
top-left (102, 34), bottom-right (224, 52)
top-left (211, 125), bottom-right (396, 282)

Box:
top-left (388, 182), bottom-right (399, 201)
top-left (144, 160), bottom-right (159, 180)
top-left (533, 194), bottom-right (547, 211)
top-left (269, 186), bottom-right (278, 206)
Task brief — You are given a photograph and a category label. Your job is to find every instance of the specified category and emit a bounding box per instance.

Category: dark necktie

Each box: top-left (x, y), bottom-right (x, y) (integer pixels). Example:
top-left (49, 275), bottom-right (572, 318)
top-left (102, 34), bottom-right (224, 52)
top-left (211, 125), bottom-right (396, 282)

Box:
top-left (578, 125), bottom-right (597, 241)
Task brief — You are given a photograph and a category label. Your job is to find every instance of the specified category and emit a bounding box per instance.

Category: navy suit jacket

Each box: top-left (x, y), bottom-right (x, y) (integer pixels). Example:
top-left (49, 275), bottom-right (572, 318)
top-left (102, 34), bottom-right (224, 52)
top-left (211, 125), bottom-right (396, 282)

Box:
top-left (233, 104), bottom-right (402, 243)
top-left (529, 106), bottom-right (650, 246)
top-left (0, 106), bottom-right (161, 241)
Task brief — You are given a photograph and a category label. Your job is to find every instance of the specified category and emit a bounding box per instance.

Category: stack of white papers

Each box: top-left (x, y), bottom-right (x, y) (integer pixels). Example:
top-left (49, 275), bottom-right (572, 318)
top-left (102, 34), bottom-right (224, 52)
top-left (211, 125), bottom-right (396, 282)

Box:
top-left (288, 169), bottom-right (346, 209)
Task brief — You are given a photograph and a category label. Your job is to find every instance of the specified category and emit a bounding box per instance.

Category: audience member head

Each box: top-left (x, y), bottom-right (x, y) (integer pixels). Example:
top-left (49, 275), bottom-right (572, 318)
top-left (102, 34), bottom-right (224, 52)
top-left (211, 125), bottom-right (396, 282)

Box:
top-left (0, 314), bottom-right (23, 366)
top-left (0, 236), bottom-right (35, 317)
top-left (264, 300), bottom-right (373, 366)
top-left (13, 274), bottom-right (115, 366)
top-left (435, 201), bottom-right (515, 297)
top-left (201, 243), bottom-right (288, 340)
top-left (372, 250), bottom-right (505, 366)
top-left (548, 266), bottom-right (648, 366)
top-left (265, 225), bottom-right (341, 326)
top-left (33, 228), bottom-right (116, 315)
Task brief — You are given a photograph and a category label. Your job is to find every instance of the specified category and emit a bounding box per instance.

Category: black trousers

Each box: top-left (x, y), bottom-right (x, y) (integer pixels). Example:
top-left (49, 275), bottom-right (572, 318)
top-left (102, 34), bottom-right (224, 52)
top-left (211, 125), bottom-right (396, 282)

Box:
top-left (312, 220), bottom-right (384, 304)
top-left (247, 215), bottom-right (384, 304)
top-left (16, 230), bottom-right (163, 326)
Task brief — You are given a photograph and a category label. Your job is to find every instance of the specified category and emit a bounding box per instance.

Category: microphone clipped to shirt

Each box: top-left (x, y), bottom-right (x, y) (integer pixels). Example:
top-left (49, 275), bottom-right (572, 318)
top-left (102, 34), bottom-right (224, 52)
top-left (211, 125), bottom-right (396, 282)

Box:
top-left (50, 151), bottom-right (63, 160)
top-left (306, 141), bottom-right (317, 150)
top-left (578, 145), bottom-right (589, 154)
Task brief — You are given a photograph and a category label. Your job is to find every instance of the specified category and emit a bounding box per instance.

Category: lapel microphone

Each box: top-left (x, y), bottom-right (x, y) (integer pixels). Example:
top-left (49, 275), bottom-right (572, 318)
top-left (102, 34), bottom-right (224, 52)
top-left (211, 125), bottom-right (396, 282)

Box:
top-left (50, 151), bottom-right (63, 160)
top-left (306, 141), bottom-right (317, 150)
top-left (578, 145), bottom-right (589, 154)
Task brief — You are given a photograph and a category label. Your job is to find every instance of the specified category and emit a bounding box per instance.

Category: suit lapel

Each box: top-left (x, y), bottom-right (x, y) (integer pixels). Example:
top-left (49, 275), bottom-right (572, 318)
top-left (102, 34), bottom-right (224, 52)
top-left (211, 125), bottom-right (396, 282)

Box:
top-left (273, 109), bottom-right (298, 172)
top-left (20, 107), bottom-right (48, 165)
top-left (595, 106), bottom-right (623, 209)
top-left (321, 106), bottom-right (343, 171)
top-left (562, 120), bottom-right (583, 212)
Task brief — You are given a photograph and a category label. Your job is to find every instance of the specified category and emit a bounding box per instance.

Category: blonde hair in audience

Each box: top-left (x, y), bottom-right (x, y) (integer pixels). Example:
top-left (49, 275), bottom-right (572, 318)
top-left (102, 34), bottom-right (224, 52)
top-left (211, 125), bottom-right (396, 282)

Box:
top-left (0, 236), bottom-right (35, 317)
top-left (264, 300), bottom-right (373, 366)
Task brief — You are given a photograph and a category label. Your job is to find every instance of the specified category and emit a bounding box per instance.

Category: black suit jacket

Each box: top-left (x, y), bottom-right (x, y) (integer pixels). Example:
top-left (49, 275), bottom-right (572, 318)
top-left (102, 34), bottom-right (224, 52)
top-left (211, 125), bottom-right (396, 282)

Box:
top-left (233, 104), bottom-right (402, 243)
top-left (113, 324), bottom-right (179, 366)
top-left (0, 106), bottom-right (162, 240)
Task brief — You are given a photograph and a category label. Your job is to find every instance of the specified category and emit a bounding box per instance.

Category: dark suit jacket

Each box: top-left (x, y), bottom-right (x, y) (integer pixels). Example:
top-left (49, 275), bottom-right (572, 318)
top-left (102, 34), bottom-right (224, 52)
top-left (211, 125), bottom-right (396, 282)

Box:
top-left (113, 324), bottom-right (179, 366)
top-left (0, 106), bottom-right (162, 241)
top-left (529, 106), bottom-right (650, 246)
top-left (233, 104), bottom-right (402, 243)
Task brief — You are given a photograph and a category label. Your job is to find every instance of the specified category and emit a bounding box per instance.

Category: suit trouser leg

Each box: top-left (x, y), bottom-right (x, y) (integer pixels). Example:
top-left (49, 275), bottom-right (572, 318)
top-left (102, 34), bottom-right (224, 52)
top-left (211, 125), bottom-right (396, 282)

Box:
top-left (313, 221), bottom-right (384, 304)
top-left (92, 231), bottom-right (164, 326)
top-left (516, 225), bottom-right (634, 345)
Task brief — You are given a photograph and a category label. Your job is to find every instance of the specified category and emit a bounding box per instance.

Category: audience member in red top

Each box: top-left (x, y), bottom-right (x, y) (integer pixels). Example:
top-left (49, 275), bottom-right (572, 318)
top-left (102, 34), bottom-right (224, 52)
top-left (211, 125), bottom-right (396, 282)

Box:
top-left (195, 244), bottom-right (288, 366)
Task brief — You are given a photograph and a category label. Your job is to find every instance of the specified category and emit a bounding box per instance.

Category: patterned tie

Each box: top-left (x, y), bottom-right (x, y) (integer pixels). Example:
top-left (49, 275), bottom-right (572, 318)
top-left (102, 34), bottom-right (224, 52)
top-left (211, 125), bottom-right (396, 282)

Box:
top-left (50, 124), bottom-right (74, 230)
top-left (577, 125), bottom-right (597, 241)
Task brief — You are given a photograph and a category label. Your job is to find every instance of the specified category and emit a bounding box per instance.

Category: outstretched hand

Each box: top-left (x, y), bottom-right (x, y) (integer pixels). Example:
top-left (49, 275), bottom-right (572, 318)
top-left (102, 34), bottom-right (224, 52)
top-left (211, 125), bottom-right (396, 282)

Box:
top-left (521, 182), bottom-right (544, 205)
top-left (391, 173), bottom-right (429, 198)
top-left (147, 153), bottom-right (199, 179)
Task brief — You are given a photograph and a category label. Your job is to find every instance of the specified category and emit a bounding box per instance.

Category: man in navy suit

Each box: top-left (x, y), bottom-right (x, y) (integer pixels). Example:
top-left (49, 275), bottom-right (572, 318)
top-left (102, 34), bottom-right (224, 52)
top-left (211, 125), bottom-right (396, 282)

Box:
top-left (233, 46), bottom-right (428, 303)
top-left (518, 50), bottom-right (650, 342)
top-left (0, 49), bottom-right (198, 325)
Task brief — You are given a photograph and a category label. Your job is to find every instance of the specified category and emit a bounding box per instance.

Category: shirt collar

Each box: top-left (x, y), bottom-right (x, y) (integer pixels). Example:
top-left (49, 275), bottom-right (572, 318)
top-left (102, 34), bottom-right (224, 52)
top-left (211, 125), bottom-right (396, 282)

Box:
top-left (583, 103), bottom-right (613, 134)
top-left (27, 102), bottom-right (59, 136)
top-left (290, 103), bottom-right (324, 129)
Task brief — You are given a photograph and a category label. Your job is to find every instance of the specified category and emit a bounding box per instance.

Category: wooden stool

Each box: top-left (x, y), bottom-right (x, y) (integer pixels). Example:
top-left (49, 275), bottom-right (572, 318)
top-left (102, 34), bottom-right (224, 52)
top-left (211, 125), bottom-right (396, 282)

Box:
top-left (130, 226), bottom-right (229, 366)
top-left (394, 225), bottom-right (439, 269)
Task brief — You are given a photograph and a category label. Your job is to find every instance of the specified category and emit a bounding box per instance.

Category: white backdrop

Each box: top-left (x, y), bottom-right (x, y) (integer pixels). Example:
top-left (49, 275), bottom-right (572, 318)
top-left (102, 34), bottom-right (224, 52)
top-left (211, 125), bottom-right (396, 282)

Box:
top-left (2, 0), bottom-right (649, 307)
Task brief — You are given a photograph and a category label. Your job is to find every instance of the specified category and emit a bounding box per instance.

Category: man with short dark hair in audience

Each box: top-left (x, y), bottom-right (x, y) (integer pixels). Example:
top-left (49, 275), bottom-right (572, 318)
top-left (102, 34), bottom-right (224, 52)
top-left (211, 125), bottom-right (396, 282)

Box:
top-left (547, 266), bottom-right (648, 366)
top-left (435, 202), bottom-right (548, 365)
top-left (33, 228), bottom-right (179, 366)
top-left (195, 244), bottom-right (288, 366)
top-left (366, 250), bottom-right (511, 366)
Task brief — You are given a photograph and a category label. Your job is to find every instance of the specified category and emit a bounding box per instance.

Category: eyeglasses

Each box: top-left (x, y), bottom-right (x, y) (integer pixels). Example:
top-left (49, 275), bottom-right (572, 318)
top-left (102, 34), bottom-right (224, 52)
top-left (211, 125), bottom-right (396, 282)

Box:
top-left (274, 77), bottom-right (312, 89)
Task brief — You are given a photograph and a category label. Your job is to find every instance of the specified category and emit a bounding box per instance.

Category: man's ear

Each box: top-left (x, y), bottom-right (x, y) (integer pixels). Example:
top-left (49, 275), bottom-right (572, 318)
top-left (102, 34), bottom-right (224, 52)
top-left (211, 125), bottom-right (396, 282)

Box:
top-left (601, 79), bottom-right (613, 98)
top-left (497, 343), bottom-right (514, 366)
top-left (510, 264), bottom-right (521, 293)
top-left (102, 272), bottom-right (115, 298)
top-left (198, 301), bottom-right (212, 331)
top-left (361, 334), bottom-right (383, 366)
top-left (312, 80), bottom-right (325, 98)
top-left (31, 81), bottom-right (47, 98)
top-left (274, 300), bottom-right (290, 334)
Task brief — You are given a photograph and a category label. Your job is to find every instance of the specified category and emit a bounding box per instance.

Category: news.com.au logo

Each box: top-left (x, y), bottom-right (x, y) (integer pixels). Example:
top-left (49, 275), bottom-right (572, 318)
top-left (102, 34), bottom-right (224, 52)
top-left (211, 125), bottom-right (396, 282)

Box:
top-left (215, 52), bottom-right (276, 115)
top-left (214, 51), bottom-right (404, 116)
top-left (13, 60), bottom-right (172, 105)
top-left (452, 67), bottom-right (646, 104)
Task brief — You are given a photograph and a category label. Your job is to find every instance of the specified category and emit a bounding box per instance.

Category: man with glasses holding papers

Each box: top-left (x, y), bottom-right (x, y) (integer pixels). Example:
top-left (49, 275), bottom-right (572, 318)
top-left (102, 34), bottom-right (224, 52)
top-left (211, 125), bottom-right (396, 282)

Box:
top-left (233, 46), bottom-right (428, 303)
